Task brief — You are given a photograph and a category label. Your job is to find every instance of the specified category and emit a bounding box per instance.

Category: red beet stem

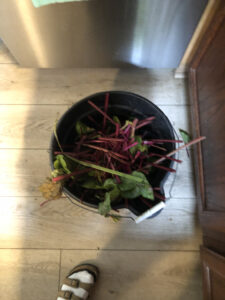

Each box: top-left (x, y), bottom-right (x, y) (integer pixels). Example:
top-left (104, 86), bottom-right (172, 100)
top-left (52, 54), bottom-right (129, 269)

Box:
top-left (123, 141), bottom-right (138, 151)
top-left (151, 139), bottom-right (183, 143)
top-left (103, 93), bottom-right (109, 130)
top-left (138, 157), bottom-right (144, 169)
top-left (99, 137), bottom-right (124, 142)
top-left (87, 115), bottom-right (99, 127)
top-left (150, 163), bottom-right (176, 173)
top-left (124, 124), bottom-right (131, 135)
top-left (151, 144), bottom-right (167, 151)
top-left (88, 100), bottom-right (117, 126)
top-left (40, 199), bottom-right (51, 207)
top-left (153, 187), bottom-right (161, 190)
top-left (149, 153), bottom-right (182, 163)
top-left (52, 168), bottom-right (90, 182)
top-left (132, 150), bottom-right (141, 163)
top-left (136, 117), bottom-right (155, 130)
top-left (108, 152), bottom-right (130, 165)
top-left (86, 140), bottom-right (108, 144)
top-left (115, 123), bottom-right (120, 137)
top-left (154, 136), bottom-right (206, 164)
top-left (141, 198), bottom-right (154, 208)
top-left (123, 141), bottom-right (128, 151)
top-left (154, 191), bottom-right (165, 201)
top-left (106, 152), bottom-right (111, 168)
top-left (75, 135), bottom-right (86, 152)
top-left (139, 116), bottom-right (155, 123)
top-left (110, 161), bottom-right (121, 183)
top-left (143, 141), bottom-right (154, 145)
top-left (83, 143), bottom-right (129, 160)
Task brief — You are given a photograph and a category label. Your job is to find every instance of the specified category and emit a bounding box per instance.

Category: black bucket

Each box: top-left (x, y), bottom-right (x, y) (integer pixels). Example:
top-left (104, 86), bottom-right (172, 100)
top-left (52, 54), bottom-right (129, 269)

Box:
top-left (50, 91), bottom-right (175, 216)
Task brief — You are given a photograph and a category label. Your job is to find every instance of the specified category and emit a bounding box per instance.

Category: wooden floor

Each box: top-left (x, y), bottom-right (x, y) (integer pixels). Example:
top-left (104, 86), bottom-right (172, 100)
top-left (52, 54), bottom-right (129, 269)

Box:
top-left (0, 40), bottom-right (202, 300)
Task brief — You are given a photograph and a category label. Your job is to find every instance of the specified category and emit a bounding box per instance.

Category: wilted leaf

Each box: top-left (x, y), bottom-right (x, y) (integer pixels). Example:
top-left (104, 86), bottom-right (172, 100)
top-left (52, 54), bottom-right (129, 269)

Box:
top-left (103, 178), bottom-right (120, 202)
top-left (113, 116), bottom-right (121, 125)
top-left (39, 177), bottom-right (62, 200)
top-left (110, 215), bottom-right (121, 222)
top-left (130, 136), bottom-right (148, 155)
top-left (56, 155), bottom-right (71, 174)
top-left (76, 121), bottom-right (94, 136)
top-left (109, 185), bottom-right (120, 202)
top-left (98, 192), bottom-right (111, 216)
top-left (121, 120), bottom-right (133, 130)
top-left (179, 129), bottom-right (191, 144)
top-left (51, 168), bottom-right (64, 178)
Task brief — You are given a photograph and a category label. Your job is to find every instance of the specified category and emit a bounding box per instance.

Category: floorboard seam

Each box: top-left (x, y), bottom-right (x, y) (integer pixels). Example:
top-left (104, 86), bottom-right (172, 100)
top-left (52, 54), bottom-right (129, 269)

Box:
top-left (0, 248), bottom-right (200, 252)
top-left (58, 249), bottom-right (62, 290)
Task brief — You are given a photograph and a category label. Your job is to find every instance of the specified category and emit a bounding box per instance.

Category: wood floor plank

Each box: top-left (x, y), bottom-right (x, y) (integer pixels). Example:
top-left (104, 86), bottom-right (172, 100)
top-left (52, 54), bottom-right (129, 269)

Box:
top-left (60, 250), bottom-right (202, 300)
top-left (0, 39), bottom-right (16, 64)
top-left (0, 149), bottom-right (195, 198)
top-left (0, 104), bottom-right (190, 149)
top-left (0, 196), bottom-right (201, 250)
top-left (0, 249), bottom-right (60, 300)
top-left (0, 64), bottom-right (188, 105)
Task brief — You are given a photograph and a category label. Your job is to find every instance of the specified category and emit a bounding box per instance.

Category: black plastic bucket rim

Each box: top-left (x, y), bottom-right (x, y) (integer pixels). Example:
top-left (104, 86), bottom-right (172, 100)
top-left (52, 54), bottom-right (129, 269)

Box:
top-left (50, 90), bottom-right (176, 217)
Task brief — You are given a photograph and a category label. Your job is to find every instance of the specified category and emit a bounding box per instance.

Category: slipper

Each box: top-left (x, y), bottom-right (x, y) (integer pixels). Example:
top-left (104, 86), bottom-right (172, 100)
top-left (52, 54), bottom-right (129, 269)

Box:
top-left (57, 264), bottom-right (99, 300)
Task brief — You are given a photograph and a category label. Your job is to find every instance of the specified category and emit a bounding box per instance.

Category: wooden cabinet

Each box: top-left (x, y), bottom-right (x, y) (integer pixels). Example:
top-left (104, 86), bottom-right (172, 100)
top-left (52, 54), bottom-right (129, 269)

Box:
top-left (201, 247), bottom-right (225, 300)
top-left (189, 0), bottom-right (225, 298)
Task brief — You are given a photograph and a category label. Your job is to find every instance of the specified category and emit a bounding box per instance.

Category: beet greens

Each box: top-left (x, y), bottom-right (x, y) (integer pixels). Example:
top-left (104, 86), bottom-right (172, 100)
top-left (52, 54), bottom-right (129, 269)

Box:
top-left (40, 93), bottom-right (205, 217)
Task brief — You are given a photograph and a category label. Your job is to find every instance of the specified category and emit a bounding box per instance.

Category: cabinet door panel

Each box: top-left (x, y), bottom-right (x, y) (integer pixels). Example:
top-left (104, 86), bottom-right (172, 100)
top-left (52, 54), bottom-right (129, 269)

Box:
top-left (189, 1), bottom-right (225, 235)
top-left (201, 247), bottom-right (225, 300)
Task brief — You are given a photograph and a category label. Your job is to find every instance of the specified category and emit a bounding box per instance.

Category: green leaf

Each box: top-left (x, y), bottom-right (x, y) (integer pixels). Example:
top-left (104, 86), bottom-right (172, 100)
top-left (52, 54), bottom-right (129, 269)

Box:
top-left (118, 172), bottom-right (147, 192)
top-left (121, 185), bottom-right (141, 199)
top-left (113, 116), bottom-right (121, 125)
top-left (132, 171), bottom-right (148, 182)
top-left (118, 177), bottom-right (135, 192)
top-left (103, 178), bottom-right (116, 190)
top-left (81, 178), bottom-right (102, 189)
top-left (120, 171), bottom-right (154, 200)
top-left (140, 185), bottom-right (154, 200)
top-left (98, 192), bottom-right (111, 216)
top-left (76, 121), bottom-right (95, 136)
top-left (109, 185), bottom-right (120, 202)
top-left (132, 171), bottom-right (154, 200)
top-left (179, 128), bottom-right (191, 144)
top-left (103, 178), bottom-right (120, 202)
top-left (87, 170), bottom-right (104, 184)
